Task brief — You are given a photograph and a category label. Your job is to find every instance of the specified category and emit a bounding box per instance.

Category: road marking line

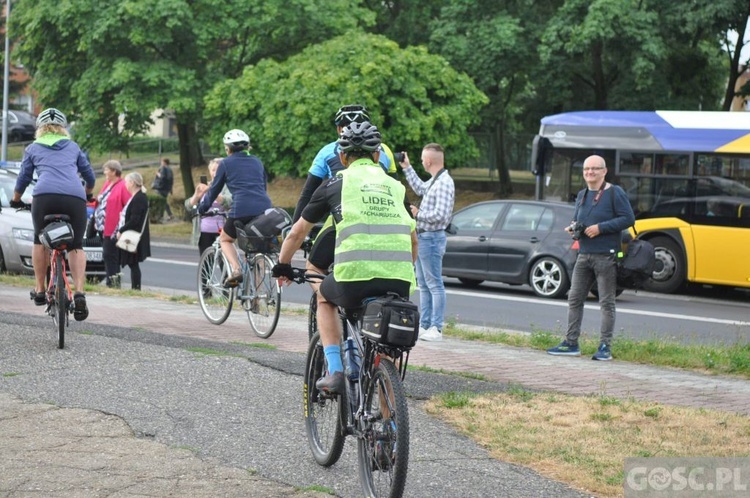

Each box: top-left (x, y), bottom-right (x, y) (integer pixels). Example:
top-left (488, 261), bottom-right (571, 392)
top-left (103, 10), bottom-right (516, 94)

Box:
top-left (446, 289), bottom-right (750, 327)
top-left (146, 258), bottom-right (197, 267)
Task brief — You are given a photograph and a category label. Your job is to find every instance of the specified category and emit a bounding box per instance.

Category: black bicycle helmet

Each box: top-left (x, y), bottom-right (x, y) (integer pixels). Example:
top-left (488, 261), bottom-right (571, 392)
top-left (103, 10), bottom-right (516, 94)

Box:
top-left (334, 104), bottom-right (370, 127)
top-left (36, 108), bottom-right (68, 128)
top-left (338, 121), bottom-right (381, 153)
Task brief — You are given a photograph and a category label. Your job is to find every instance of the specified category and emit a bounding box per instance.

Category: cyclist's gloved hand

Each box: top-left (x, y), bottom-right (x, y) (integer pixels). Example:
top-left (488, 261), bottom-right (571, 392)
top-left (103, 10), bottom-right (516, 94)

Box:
top-left (196, 203), bottom-right (208, 215)
top-left (10, 199), bottom-right (26, 209)
top-left (272, 263), bottom-right (294, 280)
top-left (86, 192), bottom-right (94, 202)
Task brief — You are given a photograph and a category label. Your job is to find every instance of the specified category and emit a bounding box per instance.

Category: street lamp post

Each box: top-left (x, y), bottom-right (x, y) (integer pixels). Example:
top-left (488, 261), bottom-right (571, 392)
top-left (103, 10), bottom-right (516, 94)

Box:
top-left (1, 0), bottom-right (10, 164)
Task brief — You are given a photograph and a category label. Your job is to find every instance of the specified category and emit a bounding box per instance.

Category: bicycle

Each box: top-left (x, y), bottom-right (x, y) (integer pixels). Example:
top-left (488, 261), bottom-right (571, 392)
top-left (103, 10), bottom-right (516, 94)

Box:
top-left (289, 268), bottom-right (418, 498)
top-left (12, 204), bottom-right (77, 349)
top-left (197, 211), bottom-right (282, 338)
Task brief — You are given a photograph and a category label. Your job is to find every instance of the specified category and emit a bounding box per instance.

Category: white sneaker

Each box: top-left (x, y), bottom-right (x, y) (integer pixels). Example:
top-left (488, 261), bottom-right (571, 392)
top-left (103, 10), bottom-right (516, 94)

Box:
top-left (420, 326), bottom-right (443, 342)
top-left (418, 327), bottom-right (429, 339)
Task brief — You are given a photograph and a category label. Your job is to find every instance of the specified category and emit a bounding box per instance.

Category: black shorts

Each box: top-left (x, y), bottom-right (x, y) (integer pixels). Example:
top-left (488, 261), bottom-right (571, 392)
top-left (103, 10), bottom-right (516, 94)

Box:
top-left (223, 214), bottom-right (258, 240)
top-left (307, 225), bottom-right (335, 271)
top-left (320, 276), bottom-right (410, 310)
top-left (31, 194), bottom-right (87, 249)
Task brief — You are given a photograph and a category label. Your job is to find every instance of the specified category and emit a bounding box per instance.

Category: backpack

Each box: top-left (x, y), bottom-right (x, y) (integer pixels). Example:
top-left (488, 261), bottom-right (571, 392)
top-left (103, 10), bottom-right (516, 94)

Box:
top-left (617, 237), bottom-right (656, 290)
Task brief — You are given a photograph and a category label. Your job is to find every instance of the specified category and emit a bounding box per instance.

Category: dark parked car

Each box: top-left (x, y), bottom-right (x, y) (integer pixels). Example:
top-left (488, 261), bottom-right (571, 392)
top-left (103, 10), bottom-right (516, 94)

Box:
top-left (0, 167), bottom-right (104, 279)
top-left (442, 200), bottom-right (578, 298)
top-left (6, 110), bottom-right (37, 142)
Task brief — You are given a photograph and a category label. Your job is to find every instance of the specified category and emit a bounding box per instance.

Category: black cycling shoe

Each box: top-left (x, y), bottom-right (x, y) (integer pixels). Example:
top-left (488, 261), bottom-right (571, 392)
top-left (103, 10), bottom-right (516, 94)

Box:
top-left (315, 371), bottom-right (345, 395)
top-left (30, 290), bottom-right (46, 306)
top-left (73, 292), bottom-right (89, 321)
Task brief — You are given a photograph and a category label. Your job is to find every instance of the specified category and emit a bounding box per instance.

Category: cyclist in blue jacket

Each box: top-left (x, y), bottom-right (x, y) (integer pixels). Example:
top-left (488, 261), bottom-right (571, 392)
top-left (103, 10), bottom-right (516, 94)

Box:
top-left (198, 129), bottom-right (272, 286)
top-left (11, 108), bottom-right (95, 320)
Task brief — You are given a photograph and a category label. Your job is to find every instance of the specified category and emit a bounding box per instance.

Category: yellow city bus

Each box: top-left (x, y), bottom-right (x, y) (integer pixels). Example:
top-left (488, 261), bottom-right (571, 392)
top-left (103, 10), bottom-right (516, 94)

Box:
top-left (530, 110), bottom-right (750, 293)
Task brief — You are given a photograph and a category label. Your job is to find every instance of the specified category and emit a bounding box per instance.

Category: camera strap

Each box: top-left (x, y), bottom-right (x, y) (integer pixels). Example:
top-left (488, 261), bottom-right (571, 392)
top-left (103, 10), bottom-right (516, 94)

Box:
top-left (576, 182), bottom-right (608, 221)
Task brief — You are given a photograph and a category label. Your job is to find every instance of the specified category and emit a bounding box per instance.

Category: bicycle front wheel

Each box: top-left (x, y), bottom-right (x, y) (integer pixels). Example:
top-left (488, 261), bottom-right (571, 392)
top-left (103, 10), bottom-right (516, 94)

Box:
top-left (246, 253), bottom-right (281, 338)
top-left (54, 253), bottom-right (66, 349)
top-left (304, 332), bottom-right (346, 467)
top-left (358, 357), bottom-right (410, 498)
top-left (198, 245), bottom-right (234, 324)
top-left (308, 291), bottom-right (318, 341)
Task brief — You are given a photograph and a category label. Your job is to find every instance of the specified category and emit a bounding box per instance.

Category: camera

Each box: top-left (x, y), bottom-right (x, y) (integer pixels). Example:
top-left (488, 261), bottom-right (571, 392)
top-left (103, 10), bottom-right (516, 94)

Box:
top-left (394, 151), bottom-right (406, 163)
top-left (568, 221), bottom-right (586, 240)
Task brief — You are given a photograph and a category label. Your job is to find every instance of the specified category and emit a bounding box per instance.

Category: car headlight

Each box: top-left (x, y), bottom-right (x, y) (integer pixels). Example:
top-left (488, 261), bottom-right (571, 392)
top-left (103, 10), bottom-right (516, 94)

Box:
top-left (12, 228), bottom-right (35, 241)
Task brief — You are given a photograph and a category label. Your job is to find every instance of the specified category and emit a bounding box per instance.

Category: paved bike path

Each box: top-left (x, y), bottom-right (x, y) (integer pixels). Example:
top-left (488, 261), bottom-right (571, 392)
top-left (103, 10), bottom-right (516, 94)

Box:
top-left (2, 283), bottom-right (749, 496)
top-left (0, 285), bottom-right (587, 498)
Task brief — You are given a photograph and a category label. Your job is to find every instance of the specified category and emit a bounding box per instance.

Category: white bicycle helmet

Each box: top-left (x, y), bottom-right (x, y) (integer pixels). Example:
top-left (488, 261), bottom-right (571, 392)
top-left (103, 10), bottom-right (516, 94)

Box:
top-left (36, 108), bottom-right (68, 128)
top-left (223, 129), bottom-right (250, 146)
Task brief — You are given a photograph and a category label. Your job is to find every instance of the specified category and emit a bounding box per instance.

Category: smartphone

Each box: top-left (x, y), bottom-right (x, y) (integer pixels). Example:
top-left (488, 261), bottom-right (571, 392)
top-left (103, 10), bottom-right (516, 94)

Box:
top-left (199, 175), bottom-right (208, 185)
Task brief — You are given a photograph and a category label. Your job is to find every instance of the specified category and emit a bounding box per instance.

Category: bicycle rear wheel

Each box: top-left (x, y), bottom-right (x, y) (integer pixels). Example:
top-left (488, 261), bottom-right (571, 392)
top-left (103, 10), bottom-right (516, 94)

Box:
top-left (304, 331), bottom-right (346, 467)
top-left (358, 357), bottom-right (410, 498)
top-left (53, 253), bottom-right (66, 349)
top-left (198, 245), bottom-right (234, 324)
top-left (246, 253), bottom-right (281, 338)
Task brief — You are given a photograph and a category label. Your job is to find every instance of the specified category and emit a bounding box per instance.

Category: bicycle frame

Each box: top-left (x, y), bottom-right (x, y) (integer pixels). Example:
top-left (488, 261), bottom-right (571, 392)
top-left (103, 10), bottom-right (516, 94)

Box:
top-left (46, 244), bottom-right (74, 349)
top-left (339, 310), bottom-right (408, 438)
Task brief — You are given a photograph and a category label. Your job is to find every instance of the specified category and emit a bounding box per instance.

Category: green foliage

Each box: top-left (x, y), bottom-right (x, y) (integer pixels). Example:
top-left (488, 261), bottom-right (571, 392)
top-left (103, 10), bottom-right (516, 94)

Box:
top-left (11, 0), bottom-right (375, 157)
top-left (536, 0), bottom-right (728, 111)
top-left (205, 31), bottom-right (488, 176)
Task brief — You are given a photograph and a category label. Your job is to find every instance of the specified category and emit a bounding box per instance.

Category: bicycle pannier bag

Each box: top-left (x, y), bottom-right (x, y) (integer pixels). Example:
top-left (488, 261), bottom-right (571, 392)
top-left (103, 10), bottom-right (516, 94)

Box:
top-left (236, 207), bottom-right (292, 253)
top-left (245, 207), bottom-right (292, 238)
top-left (41, 221), bottom-right (74, 250)
top-left (361, 294), bottom-right (420, 348)
top-left (617, 238), bottom-right (656, 289)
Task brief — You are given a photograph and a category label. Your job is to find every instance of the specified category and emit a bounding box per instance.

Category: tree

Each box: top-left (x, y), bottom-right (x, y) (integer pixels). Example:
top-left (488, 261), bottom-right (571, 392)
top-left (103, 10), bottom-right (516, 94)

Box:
top-left (11, 0), bottom-right (374, 194)
top-left (204, 31), bottom-right (488, 177)
top-left (536, 0), bottom-right (730, 113)
top-left (363, 0), bottom-right (449, 47)
top-left (429, 0), bottom-right (556, 195)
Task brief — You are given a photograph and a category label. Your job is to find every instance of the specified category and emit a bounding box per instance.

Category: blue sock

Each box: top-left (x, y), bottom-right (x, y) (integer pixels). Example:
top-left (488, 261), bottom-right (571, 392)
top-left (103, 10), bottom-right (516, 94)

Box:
top-left (324, 345), bottom-right (343, 374)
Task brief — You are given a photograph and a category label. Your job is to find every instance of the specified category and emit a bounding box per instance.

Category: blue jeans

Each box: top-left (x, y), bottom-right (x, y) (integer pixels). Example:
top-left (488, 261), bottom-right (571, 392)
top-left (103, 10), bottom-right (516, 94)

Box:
top-left (565, 253), bottom-right (618, 346)
top-left (415, 230), bottom-right (447, 330)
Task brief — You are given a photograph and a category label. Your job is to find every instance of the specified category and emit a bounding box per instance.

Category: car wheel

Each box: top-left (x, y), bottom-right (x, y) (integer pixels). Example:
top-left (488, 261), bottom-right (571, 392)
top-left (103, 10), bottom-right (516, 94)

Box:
top-left (458, 278), bottom-right (484, 287)
top-left (529, 257), bottom-right (569, 299)
top-left (642, 236), bottom-right (685, 294)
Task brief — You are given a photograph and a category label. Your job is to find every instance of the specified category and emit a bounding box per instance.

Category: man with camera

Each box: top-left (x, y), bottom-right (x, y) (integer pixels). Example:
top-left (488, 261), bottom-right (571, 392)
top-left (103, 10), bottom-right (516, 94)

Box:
top-left (547, 155), bottom-right (634, 361)
top-left (399, 143), bottom-right (455, 342)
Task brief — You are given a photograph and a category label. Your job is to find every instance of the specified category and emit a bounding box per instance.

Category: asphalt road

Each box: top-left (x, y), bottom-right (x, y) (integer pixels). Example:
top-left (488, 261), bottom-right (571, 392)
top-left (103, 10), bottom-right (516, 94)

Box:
top-left (134, 243), bottom-right (750, 346)
top-left (0, 309), bottom-right (587, 498)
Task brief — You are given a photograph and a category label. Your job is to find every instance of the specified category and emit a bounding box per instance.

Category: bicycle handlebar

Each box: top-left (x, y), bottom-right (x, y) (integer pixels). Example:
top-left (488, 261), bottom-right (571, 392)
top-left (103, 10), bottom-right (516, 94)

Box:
top-left (190, 207), bottom-right (227, 219)
top-left (288, 267), bottom-right (326, 285)
top-left (9, 201), bottom-right (31, 211)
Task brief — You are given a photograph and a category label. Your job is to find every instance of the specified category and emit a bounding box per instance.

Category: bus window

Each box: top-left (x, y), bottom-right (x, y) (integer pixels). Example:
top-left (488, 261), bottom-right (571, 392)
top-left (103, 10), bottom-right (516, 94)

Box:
top-left (619, 152), bottom-right (653, 174)
top-left (654, 154), bottom-right (689, 176)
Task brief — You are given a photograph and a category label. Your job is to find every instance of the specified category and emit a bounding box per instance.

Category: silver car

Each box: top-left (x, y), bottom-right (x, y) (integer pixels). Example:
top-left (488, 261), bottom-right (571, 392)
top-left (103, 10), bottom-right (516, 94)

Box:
top-left (0, 167), bottom-right (105, 278)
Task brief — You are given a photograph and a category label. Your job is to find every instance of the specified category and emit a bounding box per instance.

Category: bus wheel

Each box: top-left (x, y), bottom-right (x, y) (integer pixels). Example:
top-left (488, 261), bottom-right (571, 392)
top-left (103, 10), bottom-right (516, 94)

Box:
top-left (643, 236), bottom-right (685, 294)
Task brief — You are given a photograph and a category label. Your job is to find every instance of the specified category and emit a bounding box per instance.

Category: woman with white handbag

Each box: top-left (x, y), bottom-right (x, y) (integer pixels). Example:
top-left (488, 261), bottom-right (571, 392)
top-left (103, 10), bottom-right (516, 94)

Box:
top-left (115, 172), bottom-right (151, 290)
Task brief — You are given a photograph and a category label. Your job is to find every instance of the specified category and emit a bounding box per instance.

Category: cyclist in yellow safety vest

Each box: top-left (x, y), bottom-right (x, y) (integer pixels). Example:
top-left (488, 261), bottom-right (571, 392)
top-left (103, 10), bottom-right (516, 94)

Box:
top-left (273, 121), bottom-right (417, 395)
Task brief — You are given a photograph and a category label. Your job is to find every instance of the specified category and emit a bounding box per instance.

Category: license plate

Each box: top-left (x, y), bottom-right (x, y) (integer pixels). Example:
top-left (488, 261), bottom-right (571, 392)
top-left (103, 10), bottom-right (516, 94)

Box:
top-left (86, 251), bottom-right (103, 262)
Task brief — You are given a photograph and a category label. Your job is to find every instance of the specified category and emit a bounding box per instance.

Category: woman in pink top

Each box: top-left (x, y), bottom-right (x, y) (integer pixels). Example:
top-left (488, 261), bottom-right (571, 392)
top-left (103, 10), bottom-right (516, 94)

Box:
top-left (93, 160), bottom-right (132, 287)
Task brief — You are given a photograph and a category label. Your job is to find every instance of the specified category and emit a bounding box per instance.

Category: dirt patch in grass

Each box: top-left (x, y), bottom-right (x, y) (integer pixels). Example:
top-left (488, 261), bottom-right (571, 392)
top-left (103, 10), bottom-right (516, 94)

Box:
top-left (426, 390), bottom-right (750, 497)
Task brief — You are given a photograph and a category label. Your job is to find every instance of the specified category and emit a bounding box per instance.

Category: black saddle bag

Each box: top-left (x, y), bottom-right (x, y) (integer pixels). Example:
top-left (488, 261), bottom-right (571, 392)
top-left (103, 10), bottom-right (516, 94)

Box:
top-left (41, 221), bottom-right (74, 250)
top-left (361, 293), bottom-right (420, 348)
